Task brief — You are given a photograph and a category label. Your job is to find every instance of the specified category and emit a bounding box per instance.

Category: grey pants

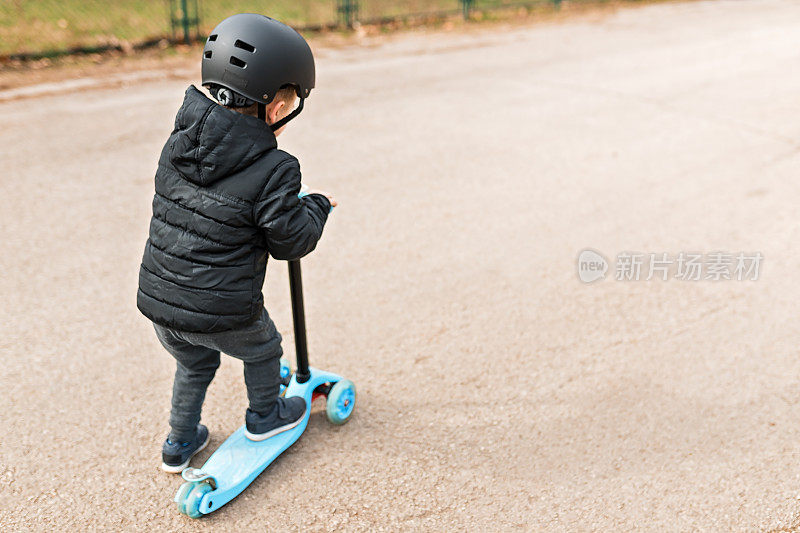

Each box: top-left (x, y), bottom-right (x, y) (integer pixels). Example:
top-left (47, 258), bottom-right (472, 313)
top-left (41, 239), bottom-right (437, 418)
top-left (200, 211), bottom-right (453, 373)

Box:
top-left (153, 308), bottom-right (283, 442)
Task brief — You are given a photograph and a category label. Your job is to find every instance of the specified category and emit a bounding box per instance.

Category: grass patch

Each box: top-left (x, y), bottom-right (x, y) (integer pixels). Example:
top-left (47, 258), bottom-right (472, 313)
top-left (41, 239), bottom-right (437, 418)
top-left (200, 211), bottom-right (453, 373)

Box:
top-left (0, 0), bottom-right (661, 57)
top-left (1, 0), bottom-right (574, 57)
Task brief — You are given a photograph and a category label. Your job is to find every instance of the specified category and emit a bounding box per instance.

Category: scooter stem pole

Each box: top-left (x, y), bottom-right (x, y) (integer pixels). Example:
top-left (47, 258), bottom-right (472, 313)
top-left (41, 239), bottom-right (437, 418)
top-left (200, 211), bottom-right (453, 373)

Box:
top-left (288, 260), bottom-right (310, 383)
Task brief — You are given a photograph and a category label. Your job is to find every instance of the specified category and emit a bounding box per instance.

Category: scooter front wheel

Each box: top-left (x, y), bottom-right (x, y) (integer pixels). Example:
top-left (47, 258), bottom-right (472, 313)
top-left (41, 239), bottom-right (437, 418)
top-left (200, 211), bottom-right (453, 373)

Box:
top-left (326, 379), bottom-right (356, 425)
top-left (279, 358), bottom-right (292, 380)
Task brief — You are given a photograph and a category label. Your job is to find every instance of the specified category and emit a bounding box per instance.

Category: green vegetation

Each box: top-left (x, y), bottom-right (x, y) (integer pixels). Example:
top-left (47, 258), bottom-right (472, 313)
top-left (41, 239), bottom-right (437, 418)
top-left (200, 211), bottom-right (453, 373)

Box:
top-left (0, 0), bottom-right (563, 57)
top-left (1, 0), bottom-right (168, 56)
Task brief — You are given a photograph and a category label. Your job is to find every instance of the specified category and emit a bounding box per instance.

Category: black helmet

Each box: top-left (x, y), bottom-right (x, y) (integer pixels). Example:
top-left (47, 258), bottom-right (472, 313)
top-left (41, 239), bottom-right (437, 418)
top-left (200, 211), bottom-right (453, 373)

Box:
top-left (201, 13), bottom-right (315, 131)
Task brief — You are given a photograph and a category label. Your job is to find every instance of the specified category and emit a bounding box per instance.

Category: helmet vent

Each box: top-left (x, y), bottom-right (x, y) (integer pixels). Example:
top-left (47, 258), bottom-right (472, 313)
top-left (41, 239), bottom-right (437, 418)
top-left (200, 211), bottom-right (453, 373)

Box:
top-left (208, 34), bottom-right (217, 42)
top-left (204, 51), bottom-right (212, 59)
top-left (229, 56), bottom-right (247, 68)
top-left (234, 40), bottom-right (255, 53)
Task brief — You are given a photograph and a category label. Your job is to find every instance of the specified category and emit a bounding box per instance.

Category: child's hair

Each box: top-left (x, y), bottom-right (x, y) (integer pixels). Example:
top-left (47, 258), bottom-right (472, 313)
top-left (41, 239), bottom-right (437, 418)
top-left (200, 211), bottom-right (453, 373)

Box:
top-left (224, 86), bottom-right (297, 117)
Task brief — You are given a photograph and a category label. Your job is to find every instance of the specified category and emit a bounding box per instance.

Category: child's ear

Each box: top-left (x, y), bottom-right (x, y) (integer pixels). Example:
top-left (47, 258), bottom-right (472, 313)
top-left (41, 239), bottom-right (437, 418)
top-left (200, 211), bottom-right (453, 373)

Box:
top-left (268, 100), bottom-right (286, 125)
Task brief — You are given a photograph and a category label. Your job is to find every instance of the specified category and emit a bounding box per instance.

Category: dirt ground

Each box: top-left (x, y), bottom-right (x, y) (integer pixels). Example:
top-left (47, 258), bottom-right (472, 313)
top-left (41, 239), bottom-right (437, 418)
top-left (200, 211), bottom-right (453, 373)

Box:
top-left (3, 0), bottom-right (800, 530)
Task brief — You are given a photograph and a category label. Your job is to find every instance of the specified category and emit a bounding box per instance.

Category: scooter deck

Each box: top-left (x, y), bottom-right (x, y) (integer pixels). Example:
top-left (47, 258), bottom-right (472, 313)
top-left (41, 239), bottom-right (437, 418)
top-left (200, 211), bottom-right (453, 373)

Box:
top-left (184, 367), bottom-right (343, 515)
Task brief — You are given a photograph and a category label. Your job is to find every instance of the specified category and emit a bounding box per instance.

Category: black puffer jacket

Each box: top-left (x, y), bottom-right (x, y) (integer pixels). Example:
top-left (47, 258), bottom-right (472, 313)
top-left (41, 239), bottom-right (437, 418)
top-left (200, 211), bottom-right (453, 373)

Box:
top-left (137, 86), bottom-right (330, 333)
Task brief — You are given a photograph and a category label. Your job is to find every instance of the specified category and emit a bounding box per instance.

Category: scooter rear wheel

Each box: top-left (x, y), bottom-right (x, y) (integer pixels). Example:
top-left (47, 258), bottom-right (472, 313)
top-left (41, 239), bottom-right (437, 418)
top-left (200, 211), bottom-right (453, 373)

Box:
top-left (176, 481), bottom-right (212, 518)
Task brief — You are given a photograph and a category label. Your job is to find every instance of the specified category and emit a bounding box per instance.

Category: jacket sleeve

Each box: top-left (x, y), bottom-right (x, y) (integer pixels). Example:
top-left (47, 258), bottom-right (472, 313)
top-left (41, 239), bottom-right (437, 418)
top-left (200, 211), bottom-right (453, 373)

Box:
top-left (254, 157), bottom-right (331, 261)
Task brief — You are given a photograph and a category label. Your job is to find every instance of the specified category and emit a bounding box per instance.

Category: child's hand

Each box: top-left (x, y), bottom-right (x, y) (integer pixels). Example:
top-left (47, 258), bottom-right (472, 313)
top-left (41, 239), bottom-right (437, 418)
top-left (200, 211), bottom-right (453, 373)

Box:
top-left (307, 189), bottom-right (337, 208)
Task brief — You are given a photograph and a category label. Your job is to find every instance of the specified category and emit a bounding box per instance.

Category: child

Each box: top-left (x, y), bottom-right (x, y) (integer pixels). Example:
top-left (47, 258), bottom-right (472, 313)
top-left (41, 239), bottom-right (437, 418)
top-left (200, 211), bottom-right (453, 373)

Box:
top-left (136, 13), bottom-right (336, 473)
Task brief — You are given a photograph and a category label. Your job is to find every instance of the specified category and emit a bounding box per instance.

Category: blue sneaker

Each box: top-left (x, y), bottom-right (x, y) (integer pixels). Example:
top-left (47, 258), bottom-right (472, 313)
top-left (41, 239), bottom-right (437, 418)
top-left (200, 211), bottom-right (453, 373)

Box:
top-left (161, 424), bottom-right (210, 473)
top-left (244, 397), bottom-right (307, 441)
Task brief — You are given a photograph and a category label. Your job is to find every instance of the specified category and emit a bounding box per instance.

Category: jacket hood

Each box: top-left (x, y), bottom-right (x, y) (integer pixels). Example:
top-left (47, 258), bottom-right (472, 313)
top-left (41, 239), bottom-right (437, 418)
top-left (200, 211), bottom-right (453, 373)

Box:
top-left (168, 86), bottom-right (278, 186)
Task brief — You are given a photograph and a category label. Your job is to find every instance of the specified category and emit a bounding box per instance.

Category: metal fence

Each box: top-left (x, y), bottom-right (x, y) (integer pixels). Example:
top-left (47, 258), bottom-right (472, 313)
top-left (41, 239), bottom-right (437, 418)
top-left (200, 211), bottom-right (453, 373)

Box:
top-left (1, 0), bottom-right (568, 59)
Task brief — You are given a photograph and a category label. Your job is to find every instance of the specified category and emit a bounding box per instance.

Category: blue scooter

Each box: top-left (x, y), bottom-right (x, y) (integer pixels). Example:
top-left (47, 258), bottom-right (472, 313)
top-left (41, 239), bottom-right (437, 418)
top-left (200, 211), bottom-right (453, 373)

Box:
top-left (173, 259), bottom-right (356, 518)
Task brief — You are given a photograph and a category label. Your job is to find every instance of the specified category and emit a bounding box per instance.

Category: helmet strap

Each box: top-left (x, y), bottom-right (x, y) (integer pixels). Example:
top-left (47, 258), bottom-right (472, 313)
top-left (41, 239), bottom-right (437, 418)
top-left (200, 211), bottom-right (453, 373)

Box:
top-left (269, 98), bottom-right (304, 132)
top-left (257, 103), bottom-right (266, 121)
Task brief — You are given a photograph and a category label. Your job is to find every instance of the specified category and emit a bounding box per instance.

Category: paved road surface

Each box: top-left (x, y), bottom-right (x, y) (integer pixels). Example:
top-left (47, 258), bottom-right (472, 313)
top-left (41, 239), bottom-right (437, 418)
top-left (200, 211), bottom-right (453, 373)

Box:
top-left (3, 0), bottom-right (800, 529)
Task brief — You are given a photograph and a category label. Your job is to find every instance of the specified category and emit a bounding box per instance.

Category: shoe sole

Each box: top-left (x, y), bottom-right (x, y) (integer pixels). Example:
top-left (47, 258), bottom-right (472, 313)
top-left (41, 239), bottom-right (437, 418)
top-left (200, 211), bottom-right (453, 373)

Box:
top-left (161, 431), bottom-right (211, 474)
top-left (244, 407), bottom-right (307, 442)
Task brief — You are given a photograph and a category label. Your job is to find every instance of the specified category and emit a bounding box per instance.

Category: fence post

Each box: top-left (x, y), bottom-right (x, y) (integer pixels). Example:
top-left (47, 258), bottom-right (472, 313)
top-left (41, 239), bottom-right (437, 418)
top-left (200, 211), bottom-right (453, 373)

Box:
top-left (170, 0), bottom-right (200, 44)
top-left (180, 0), bottom-right (190, 44)
top-left (461, 0), bottom-right (474, 20)
top-left (337, 0), bottom-right (359, 29)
